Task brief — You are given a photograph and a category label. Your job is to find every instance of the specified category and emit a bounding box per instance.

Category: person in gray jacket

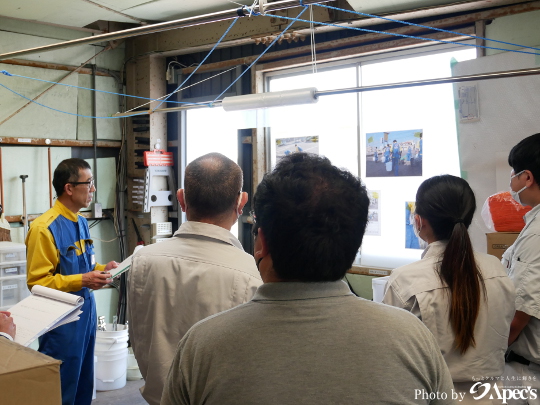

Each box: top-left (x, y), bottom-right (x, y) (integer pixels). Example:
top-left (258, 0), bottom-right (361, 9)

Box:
top-left (128, 153), bottom-right (262, 405)
top-left (162, 153), bottom-right (454, 405)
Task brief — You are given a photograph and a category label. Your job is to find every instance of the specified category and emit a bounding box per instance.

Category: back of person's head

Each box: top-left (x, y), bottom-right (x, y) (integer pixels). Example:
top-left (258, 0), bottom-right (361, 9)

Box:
top-left (508, 133), bottom-right (540, 186)
top-left (184, 153), bottom-right (243, 221)
top-left (415, 175), bottom-right (485, 354)
top-left (253, 153), bottom-right (369, 282)
top-left (53, 158), bottom-right (91, 197)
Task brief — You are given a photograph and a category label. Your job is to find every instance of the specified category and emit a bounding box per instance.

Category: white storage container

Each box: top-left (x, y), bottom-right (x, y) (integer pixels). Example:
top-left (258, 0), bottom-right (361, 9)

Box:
top-left (95, 347), bottom-right (128, 391)
top-left (1, 276), bottom-right (30, 308)
top-left (372, 276), bottom-right (390, 303)
top-left (0, 261), bottom-right (26, 277)
top-left (0, 242), bottom-right (26, 263)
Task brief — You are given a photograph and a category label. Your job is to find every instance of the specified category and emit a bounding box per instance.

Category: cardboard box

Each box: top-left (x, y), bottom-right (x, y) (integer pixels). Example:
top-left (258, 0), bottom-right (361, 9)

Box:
top-left (0, 338), bottom-right (61, 405)
top-left (486, 232), bottom-right (519, 260)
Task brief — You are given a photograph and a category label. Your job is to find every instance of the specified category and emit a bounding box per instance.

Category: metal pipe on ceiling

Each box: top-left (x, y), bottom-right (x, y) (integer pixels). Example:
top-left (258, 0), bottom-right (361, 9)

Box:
top-left (160, 0), bottom-right (532, 58)
top-left (315, 66), bottom-right (540, 96)
top-left (111, 65), bottom-right (540, 117)
top-left (0, 0), bottom-right (333, 61)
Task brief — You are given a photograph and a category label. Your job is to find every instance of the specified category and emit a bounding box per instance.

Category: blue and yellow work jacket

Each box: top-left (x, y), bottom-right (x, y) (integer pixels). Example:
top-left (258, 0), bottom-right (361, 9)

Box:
top-left (26, 200), bottom-right (105, 293)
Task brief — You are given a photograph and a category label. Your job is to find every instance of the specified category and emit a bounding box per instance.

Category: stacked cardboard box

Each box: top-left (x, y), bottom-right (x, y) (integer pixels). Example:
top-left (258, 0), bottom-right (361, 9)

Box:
top-left (486, 232), bottom-right (519, 260)
top-left (0, 338), bottom-right (61, 405)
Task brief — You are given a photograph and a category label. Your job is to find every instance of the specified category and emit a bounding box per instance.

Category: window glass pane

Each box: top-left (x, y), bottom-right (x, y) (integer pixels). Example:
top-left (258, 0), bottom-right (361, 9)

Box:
top-left (268, 67), bottom-right (358, 175)
top-left (264, 47), bottom-right (476, 269)
top-left (359, 48), bottom-right (476, 268)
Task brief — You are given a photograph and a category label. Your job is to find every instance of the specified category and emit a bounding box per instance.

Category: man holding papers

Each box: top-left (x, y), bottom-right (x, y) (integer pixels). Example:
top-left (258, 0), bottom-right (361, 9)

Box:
top-left (128, 153), bottom-right (262, 405)
top-left (25, 158), bottom-right (118, 405)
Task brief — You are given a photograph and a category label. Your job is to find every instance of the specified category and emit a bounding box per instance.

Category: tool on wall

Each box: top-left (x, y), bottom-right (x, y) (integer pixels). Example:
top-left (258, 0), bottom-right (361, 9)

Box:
top-left (0, 148), bottom-right (10, 241)
top-left (142, 148), bottom-right (176, 213)
top-left (19, 175), bottom-right (28, 239)
top-left (48, 147), bottom-right (53, 208)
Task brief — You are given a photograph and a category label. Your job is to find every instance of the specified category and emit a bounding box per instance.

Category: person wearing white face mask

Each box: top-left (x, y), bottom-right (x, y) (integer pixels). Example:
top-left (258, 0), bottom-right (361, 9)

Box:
top-left (383, 175), bottom-right (515, 404)
top-left (503, 133), bottom-right (540, 404)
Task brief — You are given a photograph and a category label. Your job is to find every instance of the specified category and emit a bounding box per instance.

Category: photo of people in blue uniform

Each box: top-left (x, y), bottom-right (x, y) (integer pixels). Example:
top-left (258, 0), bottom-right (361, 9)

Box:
top-left (366, 129), bottom-right (423, 177)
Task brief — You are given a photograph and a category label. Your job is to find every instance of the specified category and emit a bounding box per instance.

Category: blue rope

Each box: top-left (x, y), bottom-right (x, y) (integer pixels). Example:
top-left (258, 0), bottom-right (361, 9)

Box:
top-left (0, 70), bottom-right (205, 105)
top-left (3, 3), bottom-right (538, 118)
top-left (257, 11), bottom-right (540, 56)
top-left (151, 17), bottom-right (239, 111)
top-left (0, 82), bottom-right (204, 119)
top-left (212, 6), bottom-right (309, 103)
top-left (315, 3), bottom-right (540, 54)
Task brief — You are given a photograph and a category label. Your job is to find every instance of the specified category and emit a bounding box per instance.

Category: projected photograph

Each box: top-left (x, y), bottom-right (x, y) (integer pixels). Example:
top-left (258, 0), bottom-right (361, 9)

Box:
top-left (365, 190), bottom-right (381, 236)
top-left (366, 129), bottom-right (423, 177)
top-left (275, 136), bottom-right (319, 164)
top-left (405, 201), bottom-right (427, 250)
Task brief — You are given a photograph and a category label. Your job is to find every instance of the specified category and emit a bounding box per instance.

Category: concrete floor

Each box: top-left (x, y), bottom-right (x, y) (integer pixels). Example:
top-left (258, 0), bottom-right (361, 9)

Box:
top-left (93, 379), bottom-right (147, 404)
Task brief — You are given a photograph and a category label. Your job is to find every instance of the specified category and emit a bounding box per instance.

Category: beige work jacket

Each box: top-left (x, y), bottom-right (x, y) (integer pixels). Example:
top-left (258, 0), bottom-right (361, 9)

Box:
top-left (128, 221), bottom-right (262, 405)
top-left (383, 241), bottom-right (515, 382)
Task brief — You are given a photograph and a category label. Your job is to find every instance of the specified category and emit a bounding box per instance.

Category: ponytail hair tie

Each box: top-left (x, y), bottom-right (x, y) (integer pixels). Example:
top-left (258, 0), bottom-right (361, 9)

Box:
top-left (454, 218), bottom-right (464, 224)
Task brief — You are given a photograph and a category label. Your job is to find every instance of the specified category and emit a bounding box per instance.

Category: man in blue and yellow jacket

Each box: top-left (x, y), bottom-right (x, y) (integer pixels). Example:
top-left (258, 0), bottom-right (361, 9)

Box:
top-left (26, 158), bottom-right (118, 405)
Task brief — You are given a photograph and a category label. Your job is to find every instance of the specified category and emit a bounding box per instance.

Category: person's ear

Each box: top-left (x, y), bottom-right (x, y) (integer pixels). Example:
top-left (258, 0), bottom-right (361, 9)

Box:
top-left (237, 192), bottom-right (248, 214)
top-left (254, 228), bottom-right (269, 260)
top-left (178, 189), bottom-right (187, 212)
top-left (64, 183), bottom-right (74, 197)
top-left (524, 170), bottom-right (536, 188)
top-left (415, 214), bottom-right (424, 231)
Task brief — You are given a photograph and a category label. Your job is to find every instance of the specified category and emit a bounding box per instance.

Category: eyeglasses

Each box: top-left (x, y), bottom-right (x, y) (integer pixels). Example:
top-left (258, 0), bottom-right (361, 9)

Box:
top-left (70, 178), bottom-right (95, 189)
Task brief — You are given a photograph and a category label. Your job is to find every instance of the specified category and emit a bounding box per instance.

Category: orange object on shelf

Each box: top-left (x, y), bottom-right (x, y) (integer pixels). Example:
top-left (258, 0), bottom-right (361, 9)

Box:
top-left (483, 192), bottom-right (531, 232)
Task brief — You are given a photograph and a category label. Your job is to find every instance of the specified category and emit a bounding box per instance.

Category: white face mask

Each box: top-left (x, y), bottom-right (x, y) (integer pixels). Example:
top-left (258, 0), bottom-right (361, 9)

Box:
top-left (510, 170), bottom-right (527, 205)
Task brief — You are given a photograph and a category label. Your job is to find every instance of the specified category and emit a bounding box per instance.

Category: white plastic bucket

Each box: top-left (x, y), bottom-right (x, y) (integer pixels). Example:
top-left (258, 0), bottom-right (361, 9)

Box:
top-left (127, 367), bottom-right (143, 381)
top-left (96, 323), bottom-right (128, 351)
top-left (96, 324), bottom-right (129, 350)
top-left (96, 334), bottom-right (129, 351)
top-left (372, 276), bottom-right (390, 303)
top-left (95, 323), bottom-right (129, 391)
top-left (95, 347), bottom-right (128, 391)
top-left (386, 161), bottom-right (392, 172)
top-left (127, 347), bottom-right (143, 381)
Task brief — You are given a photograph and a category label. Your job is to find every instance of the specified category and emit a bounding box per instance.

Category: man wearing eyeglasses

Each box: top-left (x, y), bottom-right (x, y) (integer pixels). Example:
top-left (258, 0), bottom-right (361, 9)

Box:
top-left (503, 133), bottom-right (540, 404)
top-left (25, 158), bottom-right (118, 405)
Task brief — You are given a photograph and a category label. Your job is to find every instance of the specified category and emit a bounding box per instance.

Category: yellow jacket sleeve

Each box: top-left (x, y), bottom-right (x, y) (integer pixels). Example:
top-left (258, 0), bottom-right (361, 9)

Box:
top-left (26, 224), bottom-right (83, 293)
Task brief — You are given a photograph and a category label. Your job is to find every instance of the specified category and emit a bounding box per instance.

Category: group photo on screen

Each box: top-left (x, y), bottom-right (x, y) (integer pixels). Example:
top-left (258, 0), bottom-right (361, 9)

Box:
top-left (366, 129), bottom-right (423, 177)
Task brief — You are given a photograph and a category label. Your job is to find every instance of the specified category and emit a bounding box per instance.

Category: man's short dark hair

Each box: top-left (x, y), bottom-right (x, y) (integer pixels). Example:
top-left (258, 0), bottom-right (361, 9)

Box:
top-left (253, 153), bottom-right (369, 282)
top-left (184, 153), bottom-right (243, 220)
top-left (508, 133), bottom-right (540, 186)
top-left (53, 158), bottom-right (91, 197)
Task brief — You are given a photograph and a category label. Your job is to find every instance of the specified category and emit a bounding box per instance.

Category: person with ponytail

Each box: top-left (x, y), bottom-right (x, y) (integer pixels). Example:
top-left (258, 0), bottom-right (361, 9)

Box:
top-left (383, 175), bottom-right (515, 403)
